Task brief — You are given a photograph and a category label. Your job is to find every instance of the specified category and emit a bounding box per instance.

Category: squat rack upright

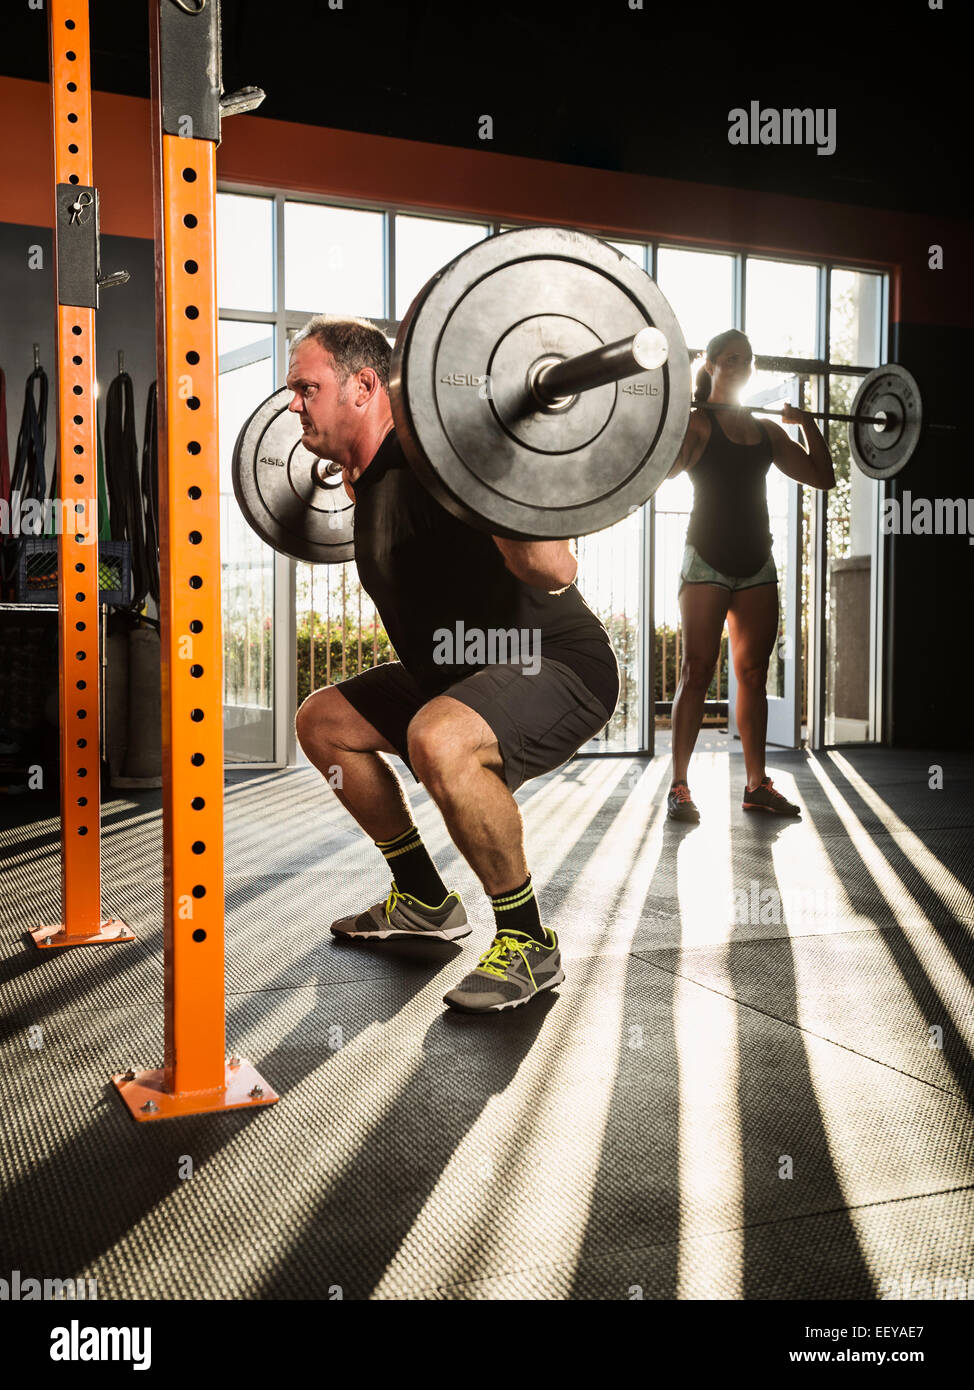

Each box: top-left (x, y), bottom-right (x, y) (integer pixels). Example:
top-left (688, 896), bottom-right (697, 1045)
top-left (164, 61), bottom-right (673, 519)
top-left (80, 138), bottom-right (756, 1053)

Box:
top-left (30, 0), bottom-right (134, 951)
top-left (112, 0), bottom-right (277, 1120)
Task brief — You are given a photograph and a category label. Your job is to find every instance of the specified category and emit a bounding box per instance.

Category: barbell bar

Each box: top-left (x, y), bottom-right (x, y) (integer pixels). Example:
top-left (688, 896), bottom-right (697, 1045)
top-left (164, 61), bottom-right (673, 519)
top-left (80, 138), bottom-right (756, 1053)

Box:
top-left (704, 399), bottom-right (891, 428)
top-left (232, 228), bottom-right (954, 560)
top-left (530, 327), bottom-right (670, 407)
top-left (703, 396), bottom-right (954, 433)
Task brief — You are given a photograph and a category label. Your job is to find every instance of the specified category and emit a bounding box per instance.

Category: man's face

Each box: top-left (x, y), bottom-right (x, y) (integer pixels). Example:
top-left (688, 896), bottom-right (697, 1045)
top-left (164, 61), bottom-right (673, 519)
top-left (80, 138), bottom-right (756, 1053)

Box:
top-left (286, 339), bottom-right (353, 460)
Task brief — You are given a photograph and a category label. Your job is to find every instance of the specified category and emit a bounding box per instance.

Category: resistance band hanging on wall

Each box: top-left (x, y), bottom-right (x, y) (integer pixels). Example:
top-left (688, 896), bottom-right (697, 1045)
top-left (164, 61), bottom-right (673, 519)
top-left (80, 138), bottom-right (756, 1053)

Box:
top-left (141, 381), bottom-right (160, 606)
top-left (104, 367), bottom-right (151, 607)
top-left (0, 360), bottom-right (49, 592)
top-left (0, 370), bottom-right (9, 513)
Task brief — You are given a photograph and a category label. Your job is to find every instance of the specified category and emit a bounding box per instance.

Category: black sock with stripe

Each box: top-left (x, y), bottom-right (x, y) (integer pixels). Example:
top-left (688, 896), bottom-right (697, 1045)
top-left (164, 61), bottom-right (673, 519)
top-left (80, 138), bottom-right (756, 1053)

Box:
top-left (375, 826), bottom-right (449, 908)
top-left (490, 876), bottom-right (546, 944)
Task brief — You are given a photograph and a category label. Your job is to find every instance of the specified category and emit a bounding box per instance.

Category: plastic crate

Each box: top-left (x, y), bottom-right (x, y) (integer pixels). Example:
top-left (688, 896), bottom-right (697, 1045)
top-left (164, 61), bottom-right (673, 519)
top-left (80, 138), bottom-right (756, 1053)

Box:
top-left (16, 537), bottom-right (132, 607)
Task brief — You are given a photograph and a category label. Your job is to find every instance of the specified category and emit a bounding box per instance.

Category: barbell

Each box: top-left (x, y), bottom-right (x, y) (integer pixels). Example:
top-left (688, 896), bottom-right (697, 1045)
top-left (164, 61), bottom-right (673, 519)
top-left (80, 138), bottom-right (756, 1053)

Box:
top-left (231, 227), bottom-right (952, 563)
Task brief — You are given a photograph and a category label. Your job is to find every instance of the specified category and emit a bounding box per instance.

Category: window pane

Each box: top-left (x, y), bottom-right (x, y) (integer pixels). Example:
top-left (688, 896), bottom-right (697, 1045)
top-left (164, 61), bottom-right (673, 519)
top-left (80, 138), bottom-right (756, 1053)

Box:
top-left (575, 509), bottom-right (644, 752)
top-left (395, 216), bottom-right (488, 318)
top-left (657, 247), bottom-right (735, 355)
top-left (295, 563), bottom-right (392, 719)
top-left (743, 366), bottom-right (801, 411)
top-left (745, 258), bottom-right (819, 358)
top-left (216, 193), bottom-right (274, 312)
top-left (653, 482), bottom-right (730, 727)
top-left (606, 240), bottom-right (646, 268)
top-left (218, 318), bottom-right (274, 375)
top-left (829, 269), bottom-right (882, 367)
top-left (219, 322), bottom-right (275, 762)
top-left (285, 202), bottom-right (385, 317)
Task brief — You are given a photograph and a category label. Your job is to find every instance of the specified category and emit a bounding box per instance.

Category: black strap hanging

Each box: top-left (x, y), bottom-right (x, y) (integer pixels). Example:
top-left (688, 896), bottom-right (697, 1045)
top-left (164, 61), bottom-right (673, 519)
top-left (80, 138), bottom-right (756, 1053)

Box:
top-left (0, 369), bottom-right (10, 511)
top-left (141, 381), bottom-right (160, 606)
top-left (104, 369), bottom-right (149, 606)
top-left (0, 365), bottom-right (49, 592)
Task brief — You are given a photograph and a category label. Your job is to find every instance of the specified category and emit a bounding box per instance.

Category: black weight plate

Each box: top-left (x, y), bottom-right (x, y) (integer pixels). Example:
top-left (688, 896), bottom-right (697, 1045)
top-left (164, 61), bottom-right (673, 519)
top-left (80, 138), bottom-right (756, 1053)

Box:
top-left (389, 227), bottom-right (690, 539)
top-left (850, 364), bottom-right (923, 480)
top-left (231, 387), bottom-right (354, 564)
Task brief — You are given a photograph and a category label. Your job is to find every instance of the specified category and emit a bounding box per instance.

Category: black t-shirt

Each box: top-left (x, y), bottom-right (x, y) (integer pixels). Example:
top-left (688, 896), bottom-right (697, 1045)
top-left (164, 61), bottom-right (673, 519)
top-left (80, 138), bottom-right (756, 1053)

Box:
top-left (352, 431), bottom-right (620, 714)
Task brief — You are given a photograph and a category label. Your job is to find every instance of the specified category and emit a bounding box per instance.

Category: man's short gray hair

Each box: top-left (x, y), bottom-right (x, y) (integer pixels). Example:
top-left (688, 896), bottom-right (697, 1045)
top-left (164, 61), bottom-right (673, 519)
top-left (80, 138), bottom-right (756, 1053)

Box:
top-left (292, 314), bottom-right (391, 391)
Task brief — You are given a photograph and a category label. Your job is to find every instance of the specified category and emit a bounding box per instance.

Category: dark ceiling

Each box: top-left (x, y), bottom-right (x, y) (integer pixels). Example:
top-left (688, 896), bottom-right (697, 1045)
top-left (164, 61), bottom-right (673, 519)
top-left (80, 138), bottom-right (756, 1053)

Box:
top-left (1, 0), bottom-right (969, 221)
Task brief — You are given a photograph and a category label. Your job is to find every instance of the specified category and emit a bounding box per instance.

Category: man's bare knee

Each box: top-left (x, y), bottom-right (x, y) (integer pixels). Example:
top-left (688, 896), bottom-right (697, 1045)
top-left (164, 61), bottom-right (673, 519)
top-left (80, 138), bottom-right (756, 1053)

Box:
top-left (295, 686), bottom-right (347, 752)
top-left (407, 699), bottom-right (499, 791)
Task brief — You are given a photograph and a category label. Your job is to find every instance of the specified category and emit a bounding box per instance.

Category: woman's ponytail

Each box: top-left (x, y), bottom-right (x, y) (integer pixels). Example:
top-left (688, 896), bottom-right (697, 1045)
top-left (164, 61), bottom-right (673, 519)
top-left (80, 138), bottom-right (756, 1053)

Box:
top-left (693, 362), bottom-right (712, 404)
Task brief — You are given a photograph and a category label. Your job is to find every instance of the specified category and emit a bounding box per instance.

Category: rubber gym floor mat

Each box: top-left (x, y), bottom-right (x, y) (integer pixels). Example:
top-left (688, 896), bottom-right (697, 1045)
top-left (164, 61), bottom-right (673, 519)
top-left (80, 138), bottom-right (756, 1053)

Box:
top-left (1, 953), bottom-right (971, 1300)
top-left (220, 769), bottom-right (973, 971)
top-left (225, 755), bottom-right (974, 880)
top-left (636, 924), bottom-right (974, 1098)
top-left (805, 749), bottom-right (974, 790)
top-left (529, 820), bottom-right (974, 958)
top-left (224, 871), bottom-right (476, 994)
top-left (222, 774), bottom-right (452, 878)
top-left (0, 870), bottom-right (164, 1040)
top-left (2, 749), bottom-right (972, 1300)
top-left (396, 1187), bottom-right (974, 1300)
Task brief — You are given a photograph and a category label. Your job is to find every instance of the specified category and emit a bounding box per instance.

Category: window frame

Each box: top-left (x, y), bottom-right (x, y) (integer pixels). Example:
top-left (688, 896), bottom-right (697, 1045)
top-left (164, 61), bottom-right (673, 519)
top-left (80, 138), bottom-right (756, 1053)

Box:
top-left (216, 183), bottom-right (891, 762)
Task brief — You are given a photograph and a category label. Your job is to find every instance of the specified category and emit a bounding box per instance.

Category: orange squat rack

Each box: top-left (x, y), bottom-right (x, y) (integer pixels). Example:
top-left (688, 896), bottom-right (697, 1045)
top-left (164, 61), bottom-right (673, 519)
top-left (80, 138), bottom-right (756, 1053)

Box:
top-left (31, 0), bottom-right (134, 951)
top-left (112, 0), bottom-right (276, 1120)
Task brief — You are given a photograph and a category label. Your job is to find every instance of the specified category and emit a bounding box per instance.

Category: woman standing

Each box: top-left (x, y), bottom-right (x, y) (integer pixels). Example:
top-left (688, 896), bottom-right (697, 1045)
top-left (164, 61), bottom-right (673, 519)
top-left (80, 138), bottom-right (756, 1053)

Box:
top-left (665, 330), bottom-right (835, 822)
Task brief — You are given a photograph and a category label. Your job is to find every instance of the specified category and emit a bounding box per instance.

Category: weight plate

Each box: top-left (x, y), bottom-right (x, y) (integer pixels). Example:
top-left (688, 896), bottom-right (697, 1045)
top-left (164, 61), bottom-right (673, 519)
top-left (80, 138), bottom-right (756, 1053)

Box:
top-left (389, 227), bottom-right (690, 539)
top-left (849, 364), bottom-right (922, 480)
top-left (231, 387), bottom-right (354, 564)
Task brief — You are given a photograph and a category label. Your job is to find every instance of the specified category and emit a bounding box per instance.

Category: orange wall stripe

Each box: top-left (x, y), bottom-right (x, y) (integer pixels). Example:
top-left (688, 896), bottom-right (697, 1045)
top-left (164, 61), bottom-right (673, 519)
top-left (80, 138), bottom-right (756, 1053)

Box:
top-left (0, 71), bottom-right (968, 325)
top-left (1, 73), bottom-right (967, 328)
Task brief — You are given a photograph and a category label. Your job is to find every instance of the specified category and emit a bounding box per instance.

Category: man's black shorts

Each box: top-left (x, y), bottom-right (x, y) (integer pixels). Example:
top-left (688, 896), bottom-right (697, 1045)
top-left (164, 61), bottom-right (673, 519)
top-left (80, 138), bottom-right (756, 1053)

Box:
top-left (335, 659), bottom-right (616, 792)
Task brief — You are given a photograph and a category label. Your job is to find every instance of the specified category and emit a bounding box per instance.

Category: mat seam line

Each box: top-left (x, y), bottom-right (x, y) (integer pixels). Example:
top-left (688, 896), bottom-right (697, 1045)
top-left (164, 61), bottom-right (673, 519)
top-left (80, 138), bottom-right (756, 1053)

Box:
top-left (625, 951), bottom-right (972, 1099)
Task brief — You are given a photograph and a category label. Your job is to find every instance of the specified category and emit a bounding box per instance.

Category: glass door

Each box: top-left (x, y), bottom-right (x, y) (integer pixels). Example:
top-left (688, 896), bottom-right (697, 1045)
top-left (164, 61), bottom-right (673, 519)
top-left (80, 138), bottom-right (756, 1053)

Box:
top-left (728, 374), bottom-right (804, 750)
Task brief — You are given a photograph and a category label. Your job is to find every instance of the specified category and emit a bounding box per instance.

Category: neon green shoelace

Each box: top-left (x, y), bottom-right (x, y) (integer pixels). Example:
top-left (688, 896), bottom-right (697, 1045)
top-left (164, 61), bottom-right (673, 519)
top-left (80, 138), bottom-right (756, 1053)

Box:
top-left (383, 885), bottom-right (408, 922)
top-left (477, 934), bottom-right (539, 985)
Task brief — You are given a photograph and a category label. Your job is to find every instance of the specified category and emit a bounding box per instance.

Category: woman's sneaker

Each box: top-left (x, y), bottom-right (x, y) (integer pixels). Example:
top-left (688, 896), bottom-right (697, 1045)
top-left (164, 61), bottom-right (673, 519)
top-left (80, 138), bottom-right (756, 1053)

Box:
top-left (742, 777), bottom-right (801, 816)
top-left (443, 928), bottom-right (565, 1013)
top-left (667, 781), bottom-right (701, 822)
top-left (331, 883), bottom-right (470, 940)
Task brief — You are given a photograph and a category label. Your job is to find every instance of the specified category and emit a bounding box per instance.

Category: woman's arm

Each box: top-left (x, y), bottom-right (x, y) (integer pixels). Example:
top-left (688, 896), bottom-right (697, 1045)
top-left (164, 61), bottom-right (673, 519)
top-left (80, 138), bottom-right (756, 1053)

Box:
top-left (766, 408), bottom-right (836, 489)
top-left (492, 537), bottom-right (578, 593)
top-left (666, 409), bottom-right (709, 478)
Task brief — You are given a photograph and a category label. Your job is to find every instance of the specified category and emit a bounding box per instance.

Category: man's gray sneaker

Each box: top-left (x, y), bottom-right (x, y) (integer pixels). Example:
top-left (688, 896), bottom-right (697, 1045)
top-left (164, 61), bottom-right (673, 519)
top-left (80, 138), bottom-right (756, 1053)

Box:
top-left (443, 928), bottom-right (565, 1013)
top-left (331, 884), bottom-right (470, 941)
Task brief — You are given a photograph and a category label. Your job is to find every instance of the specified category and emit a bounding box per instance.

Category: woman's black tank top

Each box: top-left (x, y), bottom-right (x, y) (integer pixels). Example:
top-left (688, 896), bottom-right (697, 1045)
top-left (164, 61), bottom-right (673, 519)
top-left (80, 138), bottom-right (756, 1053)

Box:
top-left (685, 410), bottom-right (774, 578)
